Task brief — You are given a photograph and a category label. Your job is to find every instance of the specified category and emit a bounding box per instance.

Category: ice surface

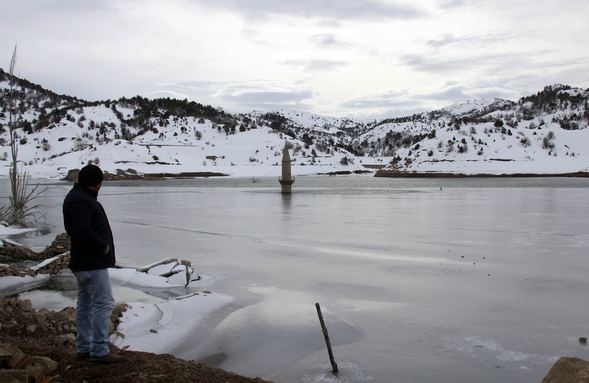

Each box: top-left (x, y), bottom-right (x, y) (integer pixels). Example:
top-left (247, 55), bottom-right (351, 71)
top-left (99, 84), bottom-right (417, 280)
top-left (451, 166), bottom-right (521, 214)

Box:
top-left (2, 176), bottom-right (589, 383)
top-left (19, 289), bottom-right (76, 310)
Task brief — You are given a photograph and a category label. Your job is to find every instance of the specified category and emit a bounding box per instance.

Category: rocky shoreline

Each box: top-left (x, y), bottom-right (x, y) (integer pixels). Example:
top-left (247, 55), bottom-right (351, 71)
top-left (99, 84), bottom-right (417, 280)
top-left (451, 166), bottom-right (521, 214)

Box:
top-left (0, 295), bottom-right (274, 383)
top-left (374, 169), bottom-right (589, 178)
top-left (61, 167), bottom-right (589, 181)
top-left (63, 168), bottom-right (229, 182)
top-left (56, 167), bottom-right (589, 182)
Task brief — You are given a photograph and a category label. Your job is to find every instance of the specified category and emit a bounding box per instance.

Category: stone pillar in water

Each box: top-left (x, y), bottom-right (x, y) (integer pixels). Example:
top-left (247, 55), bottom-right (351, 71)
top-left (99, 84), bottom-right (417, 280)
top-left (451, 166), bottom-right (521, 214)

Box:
top-left (279, 141), bottom-right (295, 193)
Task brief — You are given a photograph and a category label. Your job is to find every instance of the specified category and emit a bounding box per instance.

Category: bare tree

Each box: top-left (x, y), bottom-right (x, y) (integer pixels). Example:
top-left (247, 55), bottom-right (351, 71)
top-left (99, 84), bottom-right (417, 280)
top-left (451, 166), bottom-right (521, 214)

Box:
top-left (8, 44), bottom-right (18, 195)
top-left (2, 44), bottom-right (46, 227)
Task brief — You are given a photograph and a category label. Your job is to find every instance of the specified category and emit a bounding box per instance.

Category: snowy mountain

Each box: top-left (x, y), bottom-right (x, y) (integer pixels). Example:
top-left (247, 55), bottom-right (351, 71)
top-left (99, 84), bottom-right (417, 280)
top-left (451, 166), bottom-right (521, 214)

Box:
top-left (364, 87), bottom-right (589, 175)
top-left (1, 68), bottom-right (588, 179)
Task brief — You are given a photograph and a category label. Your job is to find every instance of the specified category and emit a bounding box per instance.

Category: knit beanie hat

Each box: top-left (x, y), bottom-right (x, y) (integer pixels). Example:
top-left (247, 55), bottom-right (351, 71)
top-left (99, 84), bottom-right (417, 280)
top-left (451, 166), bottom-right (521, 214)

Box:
top-left (78, 164), bottom-right (104, 187)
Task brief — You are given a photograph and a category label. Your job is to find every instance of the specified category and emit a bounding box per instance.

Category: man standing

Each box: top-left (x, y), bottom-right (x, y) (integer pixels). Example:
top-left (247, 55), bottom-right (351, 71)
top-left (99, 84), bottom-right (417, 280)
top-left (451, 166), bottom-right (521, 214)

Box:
top-left (63, 164), bottom-right (123, 363)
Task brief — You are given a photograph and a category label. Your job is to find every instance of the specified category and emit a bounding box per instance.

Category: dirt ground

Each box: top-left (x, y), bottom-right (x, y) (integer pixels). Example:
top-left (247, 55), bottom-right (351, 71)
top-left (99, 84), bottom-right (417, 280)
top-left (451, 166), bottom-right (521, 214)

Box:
top-left (0, 297), bottom-right (274, 383)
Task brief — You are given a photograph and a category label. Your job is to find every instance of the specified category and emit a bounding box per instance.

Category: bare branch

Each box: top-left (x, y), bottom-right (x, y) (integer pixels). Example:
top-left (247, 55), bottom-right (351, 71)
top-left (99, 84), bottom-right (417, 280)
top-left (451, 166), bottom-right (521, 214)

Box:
top-left (0, 44), bottom-right (49, 228)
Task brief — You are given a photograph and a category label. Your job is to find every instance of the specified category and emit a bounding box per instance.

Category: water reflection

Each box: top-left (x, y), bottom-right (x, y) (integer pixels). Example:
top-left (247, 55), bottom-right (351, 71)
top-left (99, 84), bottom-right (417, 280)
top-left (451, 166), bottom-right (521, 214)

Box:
top-left (281, 193), bottom-right (292, 212)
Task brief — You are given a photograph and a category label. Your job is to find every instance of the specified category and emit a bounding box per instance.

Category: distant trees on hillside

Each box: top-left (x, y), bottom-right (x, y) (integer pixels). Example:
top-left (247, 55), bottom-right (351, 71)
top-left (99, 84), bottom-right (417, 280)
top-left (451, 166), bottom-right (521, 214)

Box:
top-left (542, 131), bottom-right (556, 150)
top-left (519, 84), bottom-right (588, 115)
top-left (116, 96), bottom-right (224, 122)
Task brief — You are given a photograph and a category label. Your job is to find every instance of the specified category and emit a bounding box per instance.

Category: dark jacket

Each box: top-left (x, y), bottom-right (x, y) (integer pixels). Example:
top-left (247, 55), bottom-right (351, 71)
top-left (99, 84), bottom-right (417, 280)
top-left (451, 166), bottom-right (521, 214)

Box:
top-left (63, 183), bottom-right (115, 271)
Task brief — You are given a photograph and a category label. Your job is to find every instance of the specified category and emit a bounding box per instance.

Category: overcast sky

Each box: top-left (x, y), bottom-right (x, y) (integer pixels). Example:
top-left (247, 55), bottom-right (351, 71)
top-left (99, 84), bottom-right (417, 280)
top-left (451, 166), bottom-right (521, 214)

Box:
top-left (1, 0), bottom-right (588, 118)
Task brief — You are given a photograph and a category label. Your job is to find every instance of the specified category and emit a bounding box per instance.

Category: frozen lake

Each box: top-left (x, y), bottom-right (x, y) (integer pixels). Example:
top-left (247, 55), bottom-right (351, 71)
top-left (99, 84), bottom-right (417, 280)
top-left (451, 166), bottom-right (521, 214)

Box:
top-left (4, 175), bottom-right (589, 383)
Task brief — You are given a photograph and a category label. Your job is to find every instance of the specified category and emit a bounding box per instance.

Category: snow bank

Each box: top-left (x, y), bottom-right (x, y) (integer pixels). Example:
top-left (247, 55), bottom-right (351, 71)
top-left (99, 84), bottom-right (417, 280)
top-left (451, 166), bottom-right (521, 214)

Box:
top-left (0, 230), bottom-right (234, 359)
top-left (0, 274), bottom-right (50, 297)
top-left (112, 292), bottom-right (233, 354)
top-left (0, 226), bottom-right (38, 237)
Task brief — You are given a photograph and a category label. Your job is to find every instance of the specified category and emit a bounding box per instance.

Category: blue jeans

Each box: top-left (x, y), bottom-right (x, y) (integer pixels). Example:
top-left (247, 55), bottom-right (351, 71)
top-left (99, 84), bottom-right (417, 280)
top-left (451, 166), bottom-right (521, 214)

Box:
top-left (73, 269), bottom-right (115, 357)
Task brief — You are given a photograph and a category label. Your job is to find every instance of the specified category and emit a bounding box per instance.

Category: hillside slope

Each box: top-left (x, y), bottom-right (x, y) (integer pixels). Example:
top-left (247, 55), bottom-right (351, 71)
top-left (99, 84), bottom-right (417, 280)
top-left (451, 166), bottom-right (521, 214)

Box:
top-left (1, 69), bottom-right (588, 178)
top-left (366, 86), bottom-right (589, 175)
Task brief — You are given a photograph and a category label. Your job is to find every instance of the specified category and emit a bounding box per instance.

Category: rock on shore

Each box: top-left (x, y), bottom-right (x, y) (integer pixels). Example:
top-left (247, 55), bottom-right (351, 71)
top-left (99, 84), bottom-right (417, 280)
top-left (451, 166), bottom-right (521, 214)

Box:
top-left (542, 357), bottom-right (589, 383)
top-left (0, 296), bottom-right (274, 383)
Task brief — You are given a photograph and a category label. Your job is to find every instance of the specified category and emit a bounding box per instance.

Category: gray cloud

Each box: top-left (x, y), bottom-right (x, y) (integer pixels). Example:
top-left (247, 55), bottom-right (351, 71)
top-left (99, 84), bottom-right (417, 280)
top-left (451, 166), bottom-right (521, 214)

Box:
top-left (401, 53), bottom-right (472, 73)
top-left (337, 82), bottom-right (537, 118)
top-left (165, 80), bottom-right (226, 91)
top-left (479, 61), bottom-right (589, 101)
top-left (191, 0), bottom-right (425, 21)
top-left (418, 85), bottom-right (471, 102)
top-left (145, 79), bottom-right (229, 102)
top-left (215, 84), bottom-right (314, 110)
top-left (436, 0), bottom-right (482, 10)
top-left (400, 51), bottom-right (535, 74)
top-left (480, 54), bottom-right (589, 91)
top-left (343, 84), bottom-right (492, 116)
top-left (341, 91), bottom-right (413, 109)
top-left (468, 86), bottom-right (517, 100)
top-left (310, 33), bottom-right (358, 51)
top-left (37, 0), bottom-right (115, 12)
top-left (339, 84), bottom-right (481, 118)
top-left (426, 32), bottom-right (516, 49)
top-left (315, 19), bottom-right (342, 28)
top-left (414, 83), bottom-right (524, 108)
top-left (143, 80), bottom-right (317, 112)
top-left (4, 0), bottom-right (116, 17)
top-left (282, 59), bottom-right (349, 72)
top-left (436, 0), bottom-right (468, 9)
top-left (339, 90), bottom-right (434, 118)
top-left (311, 34), bottom-right (339, 48)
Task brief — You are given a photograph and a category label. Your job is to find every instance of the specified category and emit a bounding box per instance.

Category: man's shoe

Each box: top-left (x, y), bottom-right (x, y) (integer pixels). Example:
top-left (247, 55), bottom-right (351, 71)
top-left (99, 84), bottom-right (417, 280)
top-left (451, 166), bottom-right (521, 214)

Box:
top-left (90, 353), bottom-right (126, 364)
top-left (76, 352), bottom-right (90, 360)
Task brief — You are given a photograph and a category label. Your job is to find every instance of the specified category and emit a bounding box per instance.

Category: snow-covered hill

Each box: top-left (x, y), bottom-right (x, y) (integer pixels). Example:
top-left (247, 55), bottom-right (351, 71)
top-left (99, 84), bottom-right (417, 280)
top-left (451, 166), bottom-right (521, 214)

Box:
top-left (0, 69), bottom-right (370, 179)
top-left (1, 68), bottom-right (588, 179)
top-left (364, 86), bottom-right (589, 175)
